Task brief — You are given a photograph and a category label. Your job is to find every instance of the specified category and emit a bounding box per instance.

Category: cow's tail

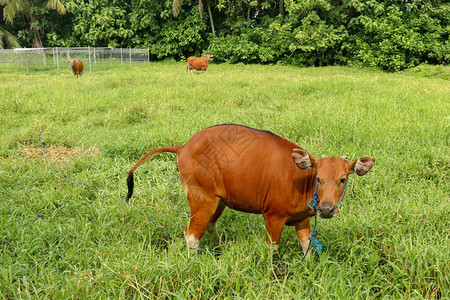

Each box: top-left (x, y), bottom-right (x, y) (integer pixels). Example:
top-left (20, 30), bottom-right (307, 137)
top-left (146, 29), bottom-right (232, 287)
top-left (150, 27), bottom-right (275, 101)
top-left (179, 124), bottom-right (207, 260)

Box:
top-left (126, 146), bottom-right (182, 202)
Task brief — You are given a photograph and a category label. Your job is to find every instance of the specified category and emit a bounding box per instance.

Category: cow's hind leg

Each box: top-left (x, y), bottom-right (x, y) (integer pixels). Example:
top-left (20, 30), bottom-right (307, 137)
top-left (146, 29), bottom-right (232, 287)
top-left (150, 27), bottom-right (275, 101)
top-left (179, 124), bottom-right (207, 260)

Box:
top-left (184, 189), bottom-right (221, 249)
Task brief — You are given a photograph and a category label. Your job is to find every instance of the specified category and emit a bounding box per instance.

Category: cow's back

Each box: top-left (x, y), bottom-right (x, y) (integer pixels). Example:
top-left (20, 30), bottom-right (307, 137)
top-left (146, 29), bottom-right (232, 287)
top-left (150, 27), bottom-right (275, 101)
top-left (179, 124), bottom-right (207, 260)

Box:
top-left (187, 56), bottom-right (196, 66)
top-left (177, 125), bottom-right (311, 214)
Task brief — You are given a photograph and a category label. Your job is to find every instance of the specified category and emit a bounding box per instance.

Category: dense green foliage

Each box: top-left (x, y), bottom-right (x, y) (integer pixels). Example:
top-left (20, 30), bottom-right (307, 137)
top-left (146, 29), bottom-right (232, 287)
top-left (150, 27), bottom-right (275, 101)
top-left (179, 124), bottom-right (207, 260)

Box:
top-left (0, 0), bottom-right (66, 48)
top-left (0, 63), bottom-right (449, 298)
top-left (0, 0), bottom-right (450, 70)
top-left (1, 0), bottom-right (449, 69)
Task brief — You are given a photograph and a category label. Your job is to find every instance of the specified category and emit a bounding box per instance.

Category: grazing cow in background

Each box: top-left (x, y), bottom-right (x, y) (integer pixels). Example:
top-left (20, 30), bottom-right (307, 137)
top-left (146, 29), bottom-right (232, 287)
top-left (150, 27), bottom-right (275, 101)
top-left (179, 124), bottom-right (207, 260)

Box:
top-left (66, 59), bottom-right (84, 78)
top-left (187, 54), bottom-right (213, 73)
top-left (126, 124), bottom-right (375, 256)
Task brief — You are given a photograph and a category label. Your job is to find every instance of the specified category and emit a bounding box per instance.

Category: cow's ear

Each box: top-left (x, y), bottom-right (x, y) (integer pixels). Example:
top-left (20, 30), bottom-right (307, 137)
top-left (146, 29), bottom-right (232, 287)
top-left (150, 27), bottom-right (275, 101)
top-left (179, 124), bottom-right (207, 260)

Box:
top-left (352, 156), bottom-right (375, 176)
top-left (292, 148), bottom-right (316, 170)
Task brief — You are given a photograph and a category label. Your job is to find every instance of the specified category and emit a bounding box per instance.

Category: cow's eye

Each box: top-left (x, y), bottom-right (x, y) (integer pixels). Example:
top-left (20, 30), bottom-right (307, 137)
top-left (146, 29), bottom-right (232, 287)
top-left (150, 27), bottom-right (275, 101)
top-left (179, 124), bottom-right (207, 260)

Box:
top-left (340, 178), bottom-right (346, 184)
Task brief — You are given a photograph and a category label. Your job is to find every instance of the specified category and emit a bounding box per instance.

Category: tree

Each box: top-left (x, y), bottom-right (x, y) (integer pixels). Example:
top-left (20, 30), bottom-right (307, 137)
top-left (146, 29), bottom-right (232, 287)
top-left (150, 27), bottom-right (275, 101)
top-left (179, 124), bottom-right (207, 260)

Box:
top-left (173, 0), bottom-right (216, 36)
top-left (0, 0), bottom-right (65, 48)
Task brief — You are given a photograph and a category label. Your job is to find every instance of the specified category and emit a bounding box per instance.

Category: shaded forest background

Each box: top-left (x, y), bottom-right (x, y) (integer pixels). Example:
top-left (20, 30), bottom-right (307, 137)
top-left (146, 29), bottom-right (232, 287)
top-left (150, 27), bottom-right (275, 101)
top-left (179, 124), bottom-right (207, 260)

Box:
top-left (0, 0), bottom-right (449, 71)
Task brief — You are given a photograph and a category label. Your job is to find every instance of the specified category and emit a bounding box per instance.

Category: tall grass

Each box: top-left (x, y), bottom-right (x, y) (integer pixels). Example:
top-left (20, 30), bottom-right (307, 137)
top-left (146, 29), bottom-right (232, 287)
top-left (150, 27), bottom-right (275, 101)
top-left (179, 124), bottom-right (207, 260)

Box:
top-left (0, 62), bottom-right (448, 299)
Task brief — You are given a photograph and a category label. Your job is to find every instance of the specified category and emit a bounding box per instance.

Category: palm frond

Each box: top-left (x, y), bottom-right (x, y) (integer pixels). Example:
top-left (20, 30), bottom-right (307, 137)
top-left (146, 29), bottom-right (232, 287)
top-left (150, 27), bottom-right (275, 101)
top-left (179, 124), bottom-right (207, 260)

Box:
top-left (173, 0), bottom-right (184, 18)
top-left (0, 27), bottom-right (21, 49)
top-left (2, 0), bottom-right (27, 24)
top-left (46, 0), bottom-right (66, 15)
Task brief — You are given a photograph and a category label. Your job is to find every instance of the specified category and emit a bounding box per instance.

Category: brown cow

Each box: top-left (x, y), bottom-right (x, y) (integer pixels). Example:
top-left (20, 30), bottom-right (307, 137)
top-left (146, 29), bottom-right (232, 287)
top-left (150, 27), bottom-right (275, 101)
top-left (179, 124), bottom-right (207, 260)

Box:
top-left (187, 54), bottom-right (213, 73)
top-left (126, 124), bottom-right (374, 256)
top-left (66, 59), bottom-right (83, 78)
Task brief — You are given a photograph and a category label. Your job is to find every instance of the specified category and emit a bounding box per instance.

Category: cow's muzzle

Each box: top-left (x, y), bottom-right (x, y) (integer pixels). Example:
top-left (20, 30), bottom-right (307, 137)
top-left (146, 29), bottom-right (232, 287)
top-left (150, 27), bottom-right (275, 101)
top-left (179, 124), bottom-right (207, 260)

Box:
top-left (318, 205), bottom-right (338, 219)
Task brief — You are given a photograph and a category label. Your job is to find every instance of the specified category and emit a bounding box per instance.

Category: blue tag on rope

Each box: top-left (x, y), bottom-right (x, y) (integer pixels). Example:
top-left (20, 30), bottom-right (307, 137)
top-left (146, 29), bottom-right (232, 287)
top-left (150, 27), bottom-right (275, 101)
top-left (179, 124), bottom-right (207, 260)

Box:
top-left (309, 236), bottom-right (322, 251)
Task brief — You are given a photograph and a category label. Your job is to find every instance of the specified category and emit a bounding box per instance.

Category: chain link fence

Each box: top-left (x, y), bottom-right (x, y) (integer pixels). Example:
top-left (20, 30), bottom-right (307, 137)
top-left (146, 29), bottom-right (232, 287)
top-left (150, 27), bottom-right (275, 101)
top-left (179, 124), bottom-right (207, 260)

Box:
top-left (0, 47), bottom-right (151, 72)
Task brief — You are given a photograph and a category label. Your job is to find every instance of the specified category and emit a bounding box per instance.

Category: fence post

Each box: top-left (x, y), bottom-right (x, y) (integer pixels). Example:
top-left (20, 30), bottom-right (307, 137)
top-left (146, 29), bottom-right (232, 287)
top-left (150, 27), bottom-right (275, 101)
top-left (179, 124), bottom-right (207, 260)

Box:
top-left (88, 46), bottom-right (92, 73)
top-left (67, 47), bottom-right (70, 59)
top-left (25, 48), bottom-right (29, 72)
top-left (148, 47), bottom-right (150, 65)
top-left (121, 48), bottom-right (123, 64)
top-left (110, 48), bottom-right (112, 66)
top-left (94, 48), bottom-right (96, 65)
top-left (56, 47), bottom-right (59, 70)
top-left (52, 48), bottom-right (56, 66)
top-left (129, 47), bottom-right (132, 66)
top-left (42, 49), bottom-right (47, 66)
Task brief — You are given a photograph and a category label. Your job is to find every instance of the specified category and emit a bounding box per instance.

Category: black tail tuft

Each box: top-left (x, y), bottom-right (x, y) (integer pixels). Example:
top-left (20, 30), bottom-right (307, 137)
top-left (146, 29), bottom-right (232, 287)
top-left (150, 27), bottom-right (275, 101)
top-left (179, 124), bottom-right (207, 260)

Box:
top-left (126, 171), bottom-right (134, 202)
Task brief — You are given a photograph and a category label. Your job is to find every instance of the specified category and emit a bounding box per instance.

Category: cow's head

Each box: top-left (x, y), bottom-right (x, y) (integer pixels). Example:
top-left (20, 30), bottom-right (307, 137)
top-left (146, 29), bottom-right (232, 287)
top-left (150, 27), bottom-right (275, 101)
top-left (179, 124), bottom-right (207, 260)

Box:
top-left (204, 54), bottom-right (214, 61)
top-left (292, 149), bottom-right (375, 218)
top-left (66, 59), bottom-right (76, 67)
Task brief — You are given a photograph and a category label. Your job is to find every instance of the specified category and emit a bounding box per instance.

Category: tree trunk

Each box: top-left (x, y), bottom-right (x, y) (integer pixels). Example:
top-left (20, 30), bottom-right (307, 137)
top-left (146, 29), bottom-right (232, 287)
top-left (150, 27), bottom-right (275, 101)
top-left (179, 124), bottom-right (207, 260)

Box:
top-left (198, 0), bottom-right (204, 21)
top-left (279, 0), bottom-right (284, 15)
top-left (206, 0), bottom-right (216, 36)
top-left (31, 27), bottom-right (46, 65)
top-left (31, 27), bottom-right (43, 48)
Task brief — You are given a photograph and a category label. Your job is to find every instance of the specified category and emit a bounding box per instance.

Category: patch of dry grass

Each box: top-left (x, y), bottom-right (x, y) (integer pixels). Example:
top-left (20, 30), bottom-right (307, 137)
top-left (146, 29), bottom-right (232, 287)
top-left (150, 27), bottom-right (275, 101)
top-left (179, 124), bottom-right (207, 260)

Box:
top-left (22, 145), bottom-right (100, 165)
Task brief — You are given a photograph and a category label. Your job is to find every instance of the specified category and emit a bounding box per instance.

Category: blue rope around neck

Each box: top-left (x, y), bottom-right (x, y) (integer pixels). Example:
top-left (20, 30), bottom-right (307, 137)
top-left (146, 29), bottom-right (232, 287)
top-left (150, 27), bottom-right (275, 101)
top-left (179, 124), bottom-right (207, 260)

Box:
top-left (307, 177), bottom-right (349, 251)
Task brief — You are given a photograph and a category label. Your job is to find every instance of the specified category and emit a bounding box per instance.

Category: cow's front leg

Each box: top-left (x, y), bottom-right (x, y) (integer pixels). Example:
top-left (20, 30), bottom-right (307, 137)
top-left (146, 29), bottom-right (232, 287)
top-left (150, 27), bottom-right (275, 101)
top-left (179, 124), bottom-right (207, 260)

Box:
top-left (294, 218), bottom-right (311, 258)
top-left (263, 215), bottom-right (287, 250)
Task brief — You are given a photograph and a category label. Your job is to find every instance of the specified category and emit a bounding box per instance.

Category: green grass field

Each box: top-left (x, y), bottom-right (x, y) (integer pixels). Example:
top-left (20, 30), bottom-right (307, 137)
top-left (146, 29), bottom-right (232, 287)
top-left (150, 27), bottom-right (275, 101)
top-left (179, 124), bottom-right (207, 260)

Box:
top-left (1, 62), bottom-right (449, 299)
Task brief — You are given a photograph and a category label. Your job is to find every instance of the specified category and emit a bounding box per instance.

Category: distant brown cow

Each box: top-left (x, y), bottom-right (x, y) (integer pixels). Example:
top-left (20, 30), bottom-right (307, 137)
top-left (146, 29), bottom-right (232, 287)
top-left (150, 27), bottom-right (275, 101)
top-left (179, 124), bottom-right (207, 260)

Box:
top-left (187, 54), bottom-right (213, 73)
top-left (126, 124), bottom-right (375, 256)
top-left (66, 59), bottom-right (83, 78)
